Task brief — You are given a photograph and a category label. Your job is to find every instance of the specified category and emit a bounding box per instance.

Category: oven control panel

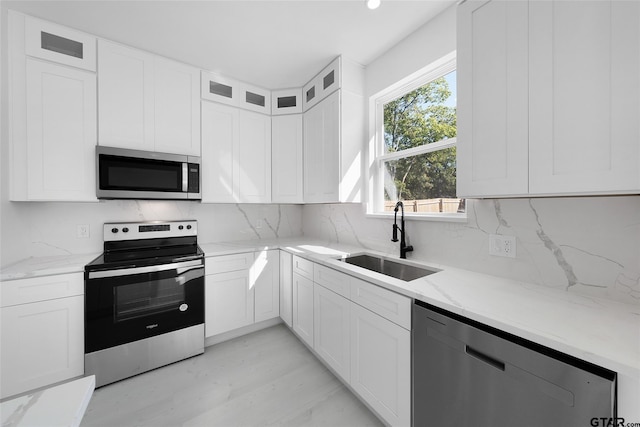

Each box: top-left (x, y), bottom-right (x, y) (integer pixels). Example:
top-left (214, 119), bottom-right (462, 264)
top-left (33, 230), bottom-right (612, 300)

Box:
top-left (104, 220), bottom-right (197, 241)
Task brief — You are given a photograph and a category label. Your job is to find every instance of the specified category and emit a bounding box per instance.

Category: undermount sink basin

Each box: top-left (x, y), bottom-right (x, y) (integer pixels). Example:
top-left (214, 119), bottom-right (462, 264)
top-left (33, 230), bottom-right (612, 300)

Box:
top-left (340, 254), bottom-right (438, 282)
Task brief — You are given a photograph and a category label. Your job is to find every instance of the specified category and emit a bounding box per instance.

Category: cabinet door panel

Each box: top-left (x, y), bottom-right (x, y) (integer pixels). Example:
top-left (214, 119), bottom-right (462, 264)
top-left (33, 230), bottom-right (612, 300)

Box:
top-left (238, 110), bottom-right (271, 203)
top-left (314, 284), bottom-right (350, 381)
top-left (529, 0), bottom-right (640, 194)
top-left (25, 59), bottom-right (96, 201)
top-left (279, 251), bottom-right (293, 328)
top-left (254, 250), bottom-right (280, 323)
top-left (292, 273), bottom-right (314, 347)
top-left (350, 303), bottom-right (410, 427)
top-left (205, 270), bottom-right (253, 337)
top-left (201, 101), bottom-right (239, 203)
top-left (98, 40), bottom-right (154, 151)
top-left (1, 296), bottom-right (84, 399)
top-left (304, 91), bottom-right (340, 203)
top-left (456, 0), bottom-right (529, 197)
top-left (154, 57), bottom-right (201, 156)
top-left (272, 115), bottom-right (303, 203)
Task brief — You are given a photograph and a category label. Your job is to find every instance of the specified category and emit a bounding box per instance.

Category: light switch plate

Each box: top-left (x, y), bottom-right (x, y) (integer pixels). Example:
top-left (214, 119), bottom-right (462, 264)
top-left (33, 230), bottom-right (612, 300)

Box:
top-left (489, 234), bottom-right (516, 258)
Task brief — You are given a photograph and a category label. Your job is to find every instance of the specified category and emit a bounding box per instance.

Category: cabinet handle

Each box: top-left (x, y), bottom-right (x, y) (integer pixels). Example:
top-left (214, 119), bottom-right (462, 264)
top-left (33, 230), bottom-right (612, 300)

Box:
top-left (465, 345), bottom-right (505, 371)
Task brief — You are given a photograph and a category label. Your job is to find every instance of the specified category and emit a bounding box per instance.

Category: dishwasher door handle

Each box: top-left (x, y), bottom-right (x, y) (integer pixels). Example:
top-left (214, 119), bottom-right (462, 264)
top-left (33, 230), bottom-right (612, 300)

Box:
top-left (465, 345), bottom-right (506, 371)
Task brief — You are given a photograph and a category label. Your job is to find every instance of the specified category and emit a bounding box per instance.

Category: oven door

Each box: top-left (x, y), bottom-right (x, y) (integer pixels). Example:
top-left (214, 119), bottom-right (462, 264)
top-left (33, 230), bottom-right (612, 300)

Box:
top-left (85, 259), bottom-right (204, 353)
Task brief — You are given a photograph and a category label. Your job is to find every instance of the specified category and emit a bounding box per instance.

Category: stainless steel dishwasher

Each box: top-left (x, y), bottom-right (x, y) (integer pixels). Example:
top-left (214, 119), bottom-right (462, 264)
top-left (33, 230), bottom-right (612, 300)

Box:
top-left (413, 300), bottom-right (616, 427)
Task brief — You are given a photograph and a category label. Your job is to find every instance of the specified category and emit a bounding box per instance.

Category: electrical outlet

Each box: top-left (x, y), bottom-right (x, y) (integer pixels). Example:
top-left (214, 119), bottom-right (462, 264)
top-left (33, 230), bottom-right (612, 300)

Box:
top-left (256, 219), bottom-right (263, 229)
top-left (77, 224), bottom-right (90, 239)
top-left (489, 234), bottom-right (516, 258)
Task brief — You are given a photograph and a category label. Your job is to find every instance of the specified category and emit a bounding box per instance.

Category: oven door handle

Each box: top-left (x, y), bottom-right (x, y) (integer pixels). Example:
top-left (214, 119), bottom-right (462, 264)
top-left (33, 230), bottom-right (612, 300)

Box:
top-left (88, 259), bottom-right (203, 279)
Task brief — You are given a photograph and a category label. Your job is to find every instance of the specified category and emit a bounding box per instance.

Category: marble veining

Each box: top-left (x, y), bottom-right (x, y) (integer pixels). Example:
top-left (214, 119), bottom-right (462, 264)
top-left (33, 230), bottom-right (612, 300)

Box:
top-left (528, 199), bottom-right (579, 290)
top-left (235, 204), bottom-right (261, 239)
top-left (301, 197), bottom-right (640, 305)
top-left (0, 201), bottom-right (303, 268)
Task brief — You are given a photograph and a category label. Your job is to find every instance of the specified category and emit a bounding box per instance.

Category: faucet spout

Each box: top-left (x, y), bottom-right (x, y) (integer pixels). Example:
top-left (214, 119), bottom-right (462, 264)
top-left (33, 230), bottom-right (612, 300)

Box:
top-left (391, 201), bottom-right (413, 259)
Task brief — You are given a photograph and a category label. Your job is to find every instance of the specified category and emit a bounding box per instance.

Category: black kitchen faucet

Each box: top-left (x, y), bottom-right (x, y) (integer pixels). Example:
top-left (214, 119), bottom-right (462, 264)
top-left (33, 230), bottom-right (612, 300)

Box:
top-left (391, 201), bottom-right (413, 259)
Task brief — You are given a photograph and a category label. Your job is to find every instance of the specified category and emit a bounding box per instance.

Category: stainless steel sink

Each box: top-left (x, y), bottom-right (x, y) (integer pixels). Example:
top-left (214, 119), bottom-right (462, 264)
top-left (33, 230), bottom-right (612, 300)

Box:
top-left (340, 254), bottom-right (438, 282)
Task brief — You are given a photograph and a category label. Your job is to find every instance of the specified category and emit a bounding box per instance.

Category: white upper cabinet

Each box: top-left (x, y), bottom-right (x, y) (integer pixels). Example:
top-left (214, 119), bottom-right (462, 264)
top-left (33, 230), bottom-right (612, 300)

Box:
top-left (9, 12), bottom-right (97, 202)
top-left (456, 0), bottom-right (529, 197)
top-left (201, 101), bottom-right (239, 203)
top-left (24, 15), bottom-right (96, 71)
top-left (201, 101), bottom-right (271, 203)
top-left (201, 71), bottom-right (271, 115)
top-left (98, 40), bottom-right (200, 156)
top-left (98, 40), bottom-right (154, 152)
top-left (304, 91), bottom-right (339, 203)
top-left (153, 56), bottom-right (201, 156)
top-left (302, 57), bottom-right (364, 203)
top-left (303, 57), bottom-right (340, 111)
top-left (271, 88), bottom-right (303, 115)
top-left (272, 114), bottom-right (303, 203)
top-left (238, 110), bottom-right (272, 203)
top-left (528, 0), bottom-right (640, 195)
top-left (457, 0), bottom-right (640, 198)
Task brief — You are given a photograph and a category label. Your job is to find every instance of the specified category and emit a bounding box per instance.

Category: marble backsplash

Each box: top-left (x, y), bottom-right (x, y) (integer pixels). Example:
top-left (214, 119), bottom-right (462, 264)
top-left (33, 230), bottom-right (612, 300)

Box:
top-left (0, 200), bottom-right (303, 267)
top-left (302, 196), bottom-right (640, 305)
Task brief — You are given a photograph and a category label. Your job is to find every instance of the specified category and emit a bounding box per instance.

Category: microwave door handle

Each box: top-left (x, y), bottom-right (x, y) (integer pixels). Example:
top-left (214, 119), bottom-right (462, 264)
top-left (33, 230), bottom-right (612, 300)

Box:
top-left (182, 163), bottom-right (188, 192)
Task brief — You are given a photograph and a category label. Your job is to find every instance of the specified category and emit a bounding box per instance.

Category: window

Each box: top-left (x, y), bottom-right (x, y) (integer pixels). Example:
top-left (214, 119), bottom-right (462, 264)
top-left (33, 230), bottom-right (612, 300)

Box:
top-left (369, 56), bottom-right (465, 220)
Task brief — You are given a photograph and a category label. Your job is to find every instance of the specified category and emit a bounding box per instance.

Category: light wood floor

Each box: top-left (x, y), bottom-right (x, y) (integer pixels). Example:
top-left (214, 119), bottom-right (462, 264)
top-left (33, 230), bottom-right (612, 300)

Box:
top-left (81, 324), bottom-right (384, 427)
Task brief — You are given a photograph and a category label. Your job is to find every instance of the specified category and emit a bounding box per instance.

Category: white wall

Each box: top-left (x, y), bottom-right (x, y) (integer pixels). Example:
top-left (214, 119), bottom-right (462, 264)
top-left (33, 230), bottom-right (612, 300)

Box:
top-left (302, 5), bottom-right (640, 305)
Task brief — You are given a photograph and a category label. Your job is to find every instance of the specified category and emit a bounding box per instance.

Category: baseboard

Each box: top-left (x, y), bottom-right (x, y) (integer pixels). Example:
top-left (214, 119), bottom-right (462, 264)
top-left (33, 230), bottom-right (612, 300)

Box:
top-left (205, 317), bottom-right (283, 347)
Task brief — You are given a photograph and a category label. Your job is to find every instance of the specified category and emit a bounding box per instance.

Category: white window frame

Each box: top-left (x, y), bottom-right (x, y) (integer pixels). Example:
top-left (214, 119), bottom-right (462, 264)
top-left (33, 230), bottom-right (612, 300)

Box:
top-left (366, 52), bottom-right (465, 222)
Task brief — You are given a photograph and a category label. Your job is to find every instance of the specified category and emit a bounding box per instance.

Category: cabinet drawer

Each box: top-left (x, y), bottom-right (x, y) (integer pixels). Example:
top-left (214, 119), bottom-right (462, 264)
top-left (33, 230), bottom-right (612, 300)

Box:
top-left (25, 15), bottom-right (96, 71)
top-left (314, 264), bottom-right (350, 299)
top-left (292, 256), bottom-right (314, 280)
top-left (350, 278), bottom-right (411, 330)
top-left (1, 273), bottom-right (84, 308)
top-left (205, 252), bottom-right (254, 274)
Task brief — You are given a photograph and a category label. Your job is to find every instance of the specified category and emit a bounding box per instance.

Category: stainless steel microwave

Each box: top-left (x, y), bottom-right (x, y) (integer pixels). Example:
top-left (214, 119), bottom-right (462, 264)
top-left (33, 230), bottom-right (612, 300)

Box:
top-left (96, 146), bottom-right (201, 200)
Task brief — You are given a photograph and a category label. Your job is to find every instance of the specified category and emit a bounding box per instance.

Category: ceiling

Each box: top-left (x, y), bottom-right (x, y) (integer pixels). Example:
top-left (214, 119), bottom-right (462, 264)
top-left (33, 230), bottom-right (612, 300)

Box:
top-left (4, 0), bottom-right (456, 89)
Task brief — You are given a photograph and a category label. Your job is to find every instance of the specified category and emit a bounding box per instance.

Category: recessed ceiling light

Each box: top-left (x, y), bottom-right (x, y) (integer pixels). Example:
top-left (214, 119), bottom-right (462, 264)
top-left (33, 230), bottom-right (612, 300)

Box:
top-left (366, 0), bottom-right (381, 10)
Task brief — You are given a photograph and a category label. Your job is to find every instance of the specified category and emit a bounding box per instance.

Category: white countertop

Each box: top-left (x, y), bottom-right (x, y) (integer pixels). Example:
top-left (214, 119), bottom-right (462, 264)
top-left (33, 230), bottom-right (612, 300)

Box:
top-left (0, 375), bottom-right (95, 427)
top-left (0, 253), bottom-right (100, 281)
top-left (2, 239), bottom-right (638, 385)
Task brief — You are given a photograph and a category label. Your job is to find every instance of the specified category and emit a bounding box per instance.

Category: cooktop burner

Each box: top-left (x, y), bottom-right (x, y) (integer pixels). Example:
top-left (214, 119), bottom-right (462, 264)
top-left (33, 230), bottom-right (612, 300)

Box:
top-left (85, 220), bottom-right (203, 271)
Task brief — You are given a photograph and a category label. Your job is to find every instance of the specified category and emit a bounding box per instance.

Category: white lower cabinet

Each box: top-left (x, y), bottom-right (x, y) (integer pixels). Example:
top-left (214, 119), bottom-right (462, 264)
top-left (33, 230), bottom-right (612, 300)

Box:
top-left (205, 269), bottom-right (254, 337)
top-left (314, 283), bottom-right (350, 381)
top-left (0, 273), bottom-right (84, 399)
top-left (205, 251), bottom-right (279, 338)
top-left (292, 272), bottom-right (314, 347)
top-left (350, 302), bottom-right (411, 427)
top-left (279, 250), bottom-right (293, 328)
top-left (288, 257), bottom-right (411, 427)
top-left (254, 250), bottom-right (280, 323)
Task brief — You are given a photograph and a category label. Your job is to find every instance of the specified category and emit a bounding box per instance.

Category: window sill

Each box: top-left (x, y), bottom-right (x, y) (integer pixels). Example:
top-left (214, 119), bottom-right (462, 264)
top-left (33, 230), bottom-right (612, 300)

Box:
top-left (365, 211), bottom-right (467, 223)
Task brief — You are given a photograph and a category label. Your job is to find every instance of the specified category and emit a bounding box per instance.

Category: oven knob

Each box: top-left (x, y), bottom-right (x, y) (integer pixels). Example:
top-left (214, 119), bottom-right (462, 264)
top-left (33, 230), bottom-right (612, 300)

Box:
top-left (179, 304), bottom-right (188, 312)
top-left (122, 227), bottom-right (129, 233)
top-left (111, 227), bottom-right (119, 234)
top-left (186, 225), bottom-right (192, 230)
top-left (178, 225), bottom-right (184, 230)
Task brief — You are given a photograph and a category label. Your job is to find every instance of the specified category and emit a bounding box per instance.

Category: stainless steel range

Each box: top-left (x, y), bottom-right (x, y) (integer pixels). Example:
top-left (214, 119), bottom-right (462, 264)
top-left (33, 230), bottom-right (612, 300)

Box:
top-left (84, 220), bottom-right (205, 387)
